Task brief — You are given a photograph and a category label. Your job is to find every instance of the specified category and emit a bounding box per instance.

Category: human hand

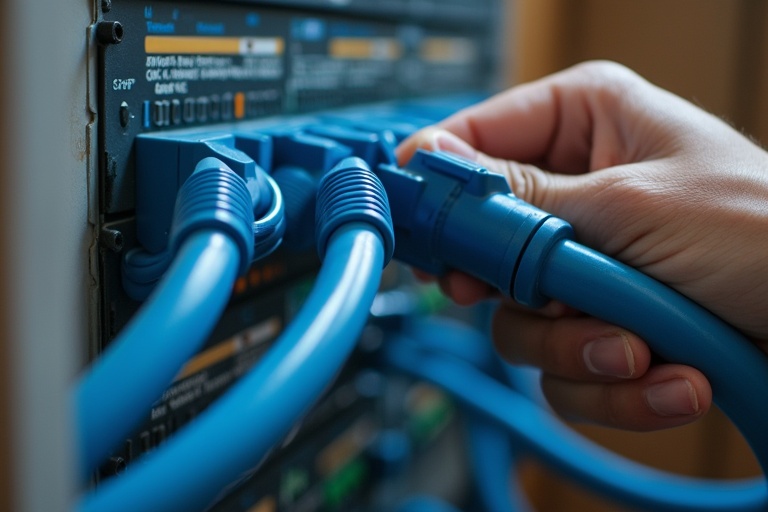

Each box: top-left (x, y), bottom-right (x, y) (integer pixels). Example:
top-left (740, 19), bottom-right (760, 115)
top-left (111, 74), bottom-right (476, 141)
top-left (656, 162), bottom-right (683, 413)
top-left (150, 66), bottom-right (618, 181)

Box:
top-left (397, 61), bottom-right (768, 431)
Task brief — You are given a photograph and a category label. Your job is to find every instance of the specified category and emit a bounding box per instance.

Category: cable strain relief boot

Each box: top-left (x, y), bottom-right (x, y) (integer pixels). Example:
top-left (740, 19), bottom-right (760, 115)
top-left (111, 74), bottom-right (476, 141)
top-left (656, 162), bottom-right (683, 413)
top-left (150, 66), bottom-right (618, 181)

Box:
top-left (170, 157), bottom-right (255, 274)
top-left (315, 157), bottom-right (395, 264)
top-left (512, 216), bottom-right (573, 308)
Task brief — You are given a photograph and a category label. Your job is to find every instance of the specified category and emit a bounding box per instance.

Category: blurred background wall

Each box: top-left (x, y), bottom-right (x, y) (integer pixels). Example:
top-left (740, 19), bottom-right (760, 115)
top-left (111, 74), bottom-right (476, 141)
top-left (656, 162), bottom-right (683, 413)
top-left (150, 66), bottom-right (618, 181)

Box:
top-left (503, 1), bottom-right (765, 509)
top-left (509, 0), bottom-right (768, 144)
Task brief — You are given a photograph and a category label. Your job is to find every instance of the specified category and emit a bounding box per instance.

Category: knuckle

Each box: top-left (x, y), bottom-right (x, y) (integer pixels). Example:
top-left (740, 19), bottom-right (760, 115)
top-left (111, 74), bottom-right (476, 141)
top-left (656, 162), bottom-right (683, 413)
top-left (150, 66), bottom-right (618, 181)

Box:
top-left (574, 60), bottom-right (636, 83)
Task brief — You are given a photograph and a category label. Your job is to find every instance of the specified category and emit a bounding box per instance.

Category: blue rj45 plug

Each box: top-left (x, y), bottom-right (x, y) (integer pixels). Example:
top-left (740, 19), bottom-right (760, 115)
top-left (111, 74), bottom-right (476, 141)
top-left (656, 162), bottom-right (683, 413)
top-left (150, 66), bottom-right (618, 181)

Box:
top-left (126, 132), bottom-right (285, 300)
top-left (376, 149), bottom-right (572, 307)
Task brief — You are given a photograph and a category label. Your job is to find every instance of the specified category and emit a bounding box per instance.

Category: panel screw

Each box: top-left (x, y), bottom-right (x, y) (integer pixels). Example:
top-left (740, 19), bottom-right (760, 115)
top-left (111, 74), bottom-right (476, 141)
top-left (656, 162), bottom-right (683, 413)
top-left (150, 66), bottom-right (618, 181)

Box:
top-left (96, 21), bottom-right (123, 45)
top-left (100, 228), bottom-right (124, 253)
top-left (101, 0), bottom-right (112, 13)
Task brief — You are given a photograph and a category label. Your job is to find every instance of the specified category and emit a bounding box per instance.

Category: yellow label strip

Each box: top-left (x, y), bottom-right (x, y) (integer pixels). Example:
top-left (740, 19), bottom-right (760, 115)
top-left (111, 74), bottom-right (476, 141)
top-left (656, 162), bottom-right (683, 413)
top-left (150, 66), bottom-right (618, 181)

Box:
top-left (420, 37), bottom-right (477, 63)
top-left (145, 36), bottom-right (284, 55)
top-left (174, 317), bottom-right (281, 381)
top-left (329, 37), bottom-right (402, 60)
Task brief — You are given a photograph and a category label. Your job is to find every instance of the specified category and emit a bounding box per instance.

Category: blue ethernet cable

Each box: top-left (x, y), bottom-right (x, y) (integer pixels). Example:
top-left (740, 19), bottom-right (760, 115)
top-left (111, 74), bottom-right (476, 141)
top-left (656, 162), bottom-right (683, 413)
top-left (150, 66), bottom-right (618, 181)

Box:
top-left (402, 318), bottom-right (531, 512)
top-left (75, 158), bottom-right (255, 478)
top-left (78, 157), bottom-right (395, 512)
top-left (465, 412), bottom-right (532, 512)
top-left (378, 149), bottom-right (768, 478)
top-left (397, 496), bottom-right (464, 512)
top-left (385, 336), bottom-right (768, 512)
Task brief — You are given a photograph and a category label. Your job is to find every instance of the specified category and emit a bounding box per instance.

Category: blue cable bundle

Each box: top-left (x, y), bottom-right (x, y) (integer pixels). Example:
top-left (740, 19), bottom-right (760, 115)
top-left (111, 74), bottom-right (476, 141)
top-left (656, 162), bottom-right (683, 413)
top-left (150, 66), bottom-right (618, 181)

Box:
top-left (384, 333), bottom-right (768, 511)
top-left (76, 115), bottom-right (768, 512)
top-left (78, 157), bottom-right (395, 512)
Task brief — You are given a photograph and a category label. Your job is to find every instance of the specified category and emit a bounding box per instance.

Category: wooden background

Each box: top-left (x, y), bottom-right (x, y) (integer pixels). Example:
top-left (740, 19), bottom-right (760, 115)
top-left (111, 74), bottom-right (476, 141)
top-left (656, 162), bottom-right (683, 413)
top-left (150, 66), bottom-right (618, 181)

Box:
top-left (508, 0), bottom-right (768, 144)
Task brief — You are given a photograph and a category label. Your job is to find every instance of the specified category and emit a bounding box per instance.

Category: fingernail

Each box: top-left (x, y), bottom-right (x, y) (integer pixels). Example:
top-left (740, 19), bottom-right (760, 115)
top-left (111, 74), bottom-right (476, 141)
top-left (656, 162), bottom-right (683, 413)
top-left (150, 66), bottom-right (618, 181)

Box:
top-left (583, 334), bottom-right (635, 378)
top-left (431, 130), bottom-right (477, 159)
top-left (645, 379), bottom-right (700, 417)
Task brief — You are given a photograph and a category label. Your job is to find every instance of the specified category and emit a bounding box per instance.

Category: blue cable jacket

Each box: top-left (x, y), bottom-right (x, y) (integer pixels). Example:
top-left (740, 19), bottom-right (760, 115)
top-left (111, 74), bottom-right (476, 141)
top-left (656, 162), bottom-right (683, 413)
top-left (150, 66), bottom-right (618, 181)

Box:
top-left (384, 337), bottom-right (768, 512)
top-left (78, 223), bottom-right (385, 512)
top-left (406, 318), bottom-right (530, 512)
top-left (539, 240), bottom-right (768, 473)
top-left (396, 497), bottom-right (464, 512)
top-left (75, 231), bottom-right (240, 478)
top-left (465, 413), bottom-right (532, 512)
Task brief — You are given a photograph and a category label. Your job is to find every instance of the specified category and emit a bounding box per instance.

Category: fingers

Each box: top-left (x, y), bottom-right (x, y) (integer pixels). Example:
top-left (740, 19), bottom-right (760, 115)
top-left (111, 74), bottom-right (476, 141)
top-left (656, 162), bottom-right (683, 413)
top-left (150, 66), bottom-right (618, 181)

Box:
top-left (492, 303), bottom-right (651, 381)
top-left (439, 271), bottom-right (496, 306)
top-left (396, 125), bottom-right (478, 165)
top-left (435, 60), bottom-right (707, 171)
top-left (491, 302), bottom-right (712, 430)
top-left (542, 365), bottom-right (711, 431)
top-left (435, 61), bottom-right (647, 173)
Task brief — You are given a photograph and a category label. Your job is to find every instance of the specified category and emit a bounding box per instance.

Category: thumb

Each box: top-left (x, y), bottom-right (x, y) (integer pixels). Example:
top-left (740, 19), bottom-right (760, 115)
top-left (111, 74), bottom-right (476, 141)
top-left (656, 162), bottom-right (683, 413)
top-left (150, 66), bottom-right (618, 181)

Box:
top-left (397, 128), bottom-right (568, 212)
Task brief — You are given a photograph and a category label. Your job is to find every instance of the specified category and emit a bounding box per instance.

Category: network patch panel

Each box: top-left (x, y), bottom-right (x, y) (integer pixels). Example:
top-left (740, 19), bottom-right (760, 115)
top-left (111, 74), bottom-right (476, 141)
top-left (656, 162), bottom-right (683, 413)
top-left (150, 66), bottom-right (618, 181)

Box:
top-left (8, 1), bottom-right (767, 511)
top-left (96, 96), bottom-right (484, 510)
top-left (99, 1), bottom-right (498, 215)
top-left (93, 0), bottom-right (501, 510)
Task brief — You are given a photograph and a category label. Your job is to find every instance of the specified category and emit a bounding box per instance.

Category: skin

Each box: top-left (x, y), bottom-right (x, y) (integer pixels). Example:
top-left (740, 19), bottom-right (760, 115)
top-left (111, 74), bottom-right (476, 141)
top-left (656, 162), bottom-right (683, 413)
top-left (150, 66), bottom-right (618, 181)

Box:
top-left (396, 61), bottom-right (768, 432)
